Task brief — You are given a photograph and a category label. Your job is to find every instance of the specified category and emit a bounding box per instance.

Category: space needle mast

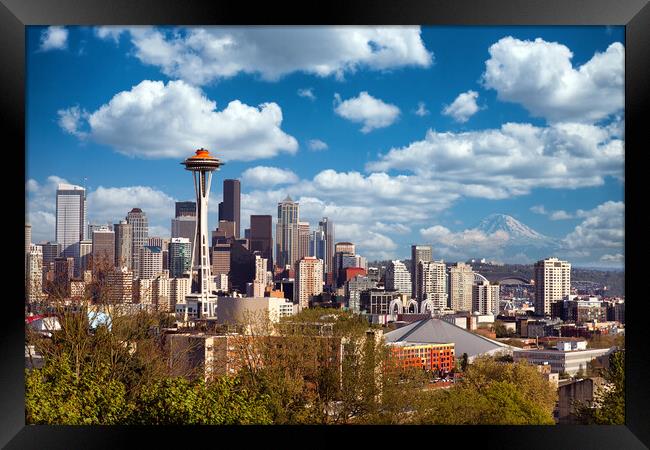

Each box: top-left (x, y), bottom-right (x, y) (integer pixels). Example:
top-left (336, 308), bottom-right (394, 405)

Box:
top-left (178, 148), bottom-right (223, 319)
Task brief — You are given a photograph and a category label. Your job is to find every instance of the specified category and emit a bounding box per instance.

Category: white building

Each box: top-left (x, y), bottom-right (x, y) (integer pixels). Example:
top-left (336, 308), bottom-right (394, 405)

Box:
top-left (449, 262), bottom-right (474, 312)
top-left (418, 260), bottom-right (447, 310)
top-left (513, 343), bottom-right (613, 375)
top-left (534, 258), bottom-right (571, 316)
top-left (139, 245), bottom-right (163, 279)
top-left (214, 273), bottom-right (229, 292)
top-left (216, 296), bottom-right (296, 326)
top-left (472, 278), bottom-right (500, 315)
top-left (55, 183), bottom-right (87, 275)
top-left (26, 244), bottom-right (44, 302)
top-left (385, 260), bottom-right (411, 296)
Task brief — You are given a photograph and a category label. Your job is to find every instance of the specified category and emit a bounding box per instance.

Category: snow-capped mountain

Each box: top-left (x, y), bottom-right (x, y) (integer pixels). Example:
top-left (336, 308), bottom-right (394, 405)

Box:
top-left (470, 214), bottom-right (561, 263)
top-left (475, 213), bottom-right (556, 247)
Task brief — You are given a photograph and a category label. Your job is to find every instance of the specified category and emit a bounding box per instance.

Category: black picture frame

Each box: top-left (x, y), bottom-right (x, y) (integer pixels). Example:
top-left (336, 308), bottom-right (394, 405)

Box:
top-left (3, 0), bottom-right (648, 447)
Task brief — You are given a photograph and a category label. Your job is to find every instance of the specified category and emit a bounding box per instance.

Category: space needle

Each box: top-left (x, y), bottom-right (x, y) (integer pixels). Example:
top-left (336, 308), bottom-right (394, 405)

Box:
top-left (176, 148), bottom-right (223, 319)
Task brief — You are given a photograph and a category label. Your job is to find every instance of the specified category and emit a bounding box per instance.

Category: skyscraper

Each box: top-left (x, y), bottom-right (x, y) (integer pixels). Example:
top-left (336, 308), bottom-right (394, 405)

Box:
top-left (418, 260), bottom-right (447, 310)
top-left (92, 227), bottom-right (115, 272)
top-left (411, 245), bottom-right (433, 300)
top-left (297, 222), bottom-right (311, 262)
top-left (175, 201), bottom-right (196, 217)
top-left (55, 183), bottom-right (87, 274)
top-left (79, 240), bottom-right (92, 274)
top-left (26, 244), bottom-right (43, 302)
top-left (318, 218), bottom-right (335, 276)
top-left (309, 229), bottom-right (326, 260)
top-left (169, 237), bottom-right (192, 278)
top-left (385, 260), bottom-right (411, 295)
top-left (534, 257), bottom-right (571, 317)
top-left (126, 208), bottom-right (148, 278)
top-left (114, 220), bottom-right (133, 270)
top-left (171, 216), bottom-right (197, 261)
top-left (42, 242), bottom-right (62, 268)
top-left (219, 179), bottom-right (241, 238)
top-left (473, 279), bottom-right (500, 315)
top-left (139, 245), bottom-right (163, 279)
top-left (449, 262), bottom-right (474, 312)
top-left (250, 215), bottom-right (273, 271)
top-left (25, 224), bottom-right (31, 254)
top-left (333, 242), bottom-right (355, 287)
top-left (276, 196), bottom-right (299, 269)
top-left (294, 257), bottom-right (323, 310)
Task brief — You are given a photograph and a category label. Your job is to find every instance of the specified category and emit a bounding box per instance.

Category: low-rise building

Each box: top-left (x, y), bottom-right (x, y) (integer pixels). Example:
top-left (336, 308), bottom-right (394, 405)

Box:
top-left (387, 341), bottom-right (455, 373)
top-left (216, 296), bottom-right (296, 326)
top-left (513, 342), bottom-right (614, 375)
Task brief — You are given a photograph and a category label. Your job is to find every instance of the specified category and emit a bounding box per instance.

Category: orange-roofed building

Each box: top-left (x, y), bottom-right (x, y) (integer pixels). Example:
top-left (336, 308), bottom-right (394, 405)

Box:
top-left (344, 267), bottom-right (366, 283)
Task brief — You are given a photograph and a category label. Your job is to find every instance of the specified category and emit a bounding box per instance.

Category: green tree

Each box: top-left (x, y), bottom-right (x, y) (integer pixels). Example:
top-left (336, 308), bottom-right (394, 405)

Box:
top-left (26, 356), bottom-right (130, 425)
top-left (411, 356), bottom-right (557, 425)
top-left (575, 351), bottom-right (625, 424)
top-left (130, 377), bottom-right (272, 425)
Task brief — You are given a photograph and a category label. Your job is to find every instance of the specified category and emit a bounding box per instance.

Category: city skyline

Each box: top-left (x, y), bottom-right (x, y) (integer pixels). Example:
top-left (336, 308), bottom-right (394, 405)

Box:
top-left (26, 26), bottom-right (624, 268)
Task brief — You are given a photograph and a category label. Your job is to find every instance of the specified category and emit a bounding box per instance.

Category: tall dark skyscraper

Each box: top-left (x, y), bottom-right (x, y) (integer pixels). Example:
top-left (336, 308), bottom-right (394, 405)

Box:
top-left (114, 220), bottom-right (133, 270)
top-left (411, 244), bottom-right (433, 301)
top-left (318, 217), bottom-right (335, 276)
top-left (175, 201), bottom-right (196, 218)
top-left (219, 179), bottom-right (241, 238)
top-left (250, 215), bottom-right (273, 271)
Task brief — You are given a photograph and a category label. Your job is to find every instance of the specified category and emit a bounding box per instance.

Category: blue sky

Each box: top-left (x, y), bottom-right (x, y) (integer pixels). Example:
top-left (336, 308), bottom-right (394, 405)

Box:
top-left (25, 26), bottom-right (625, 267)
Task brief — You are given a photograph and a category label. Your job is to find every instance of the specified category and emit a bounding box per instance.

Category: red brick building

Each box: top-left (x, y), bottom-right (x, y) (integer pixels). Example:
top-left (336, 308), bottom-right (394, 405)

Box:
top-left (387, 342), bottom-right (455, 373)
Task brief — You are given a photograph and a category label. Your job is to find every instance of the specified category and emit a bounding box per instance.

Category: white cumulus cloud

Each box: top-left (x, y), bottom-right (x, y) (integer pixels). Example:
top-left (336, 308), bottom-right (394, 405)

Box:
top-left (414, 101), bottom-right (429, 116)
top-left (366, 122), bottom-right (624, 197)
top-left (482, 37), bottom-right (624, 123)
top-left (419, 225), bottom-right (510, 260)
top-left (297, 88), bottom-right (316, 100)
top-left (58, 79), bottom-right (298, 161)
top-left (40, 26), bottom-right (68, 51)
top-left (241, 166), bottom-right (299, 187)
top-left (442, 90), bottom-right (480, 123)
top-left (308, 139), bottom-right (328, 151)
top-left (563, 201), bottom-right (624, 251)
top-left (334, 91), bottom-right (400, 133)
top-left (94, 26), bottom-right (432, 85)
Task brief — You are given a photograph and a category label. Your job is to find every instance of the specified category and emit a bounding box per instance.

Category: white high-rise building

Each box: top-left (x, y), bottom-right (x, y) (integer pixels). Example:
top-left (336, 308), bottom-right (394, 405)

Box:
top-left (449, 262), bottom-right (475, 312)
top-left (26, 244), bottom-right (44, 302)
top-left (473, 279), bottom-right (500, 315)
top-left (55, 183), bottom-right (87, 275)
top-left (294, 257), bottom-right (323, 310)
top-left (418, 260), bottom-right (447, 310)
top-left (534, 258), bottom-right (571, 316)
top-left (385, 260), bottom-right (411, 295)
top-left (139, 245), bottom-right (163, 280)
top-left (25, 224), bottom-right (31, 254)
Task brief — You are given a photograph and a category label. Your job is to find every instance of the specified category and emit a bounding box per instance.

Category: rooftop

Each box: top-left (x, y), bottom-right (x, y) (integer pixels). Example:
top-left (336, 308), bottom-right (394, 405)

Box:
top-left (384, 318), bottom-right (514, 359)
